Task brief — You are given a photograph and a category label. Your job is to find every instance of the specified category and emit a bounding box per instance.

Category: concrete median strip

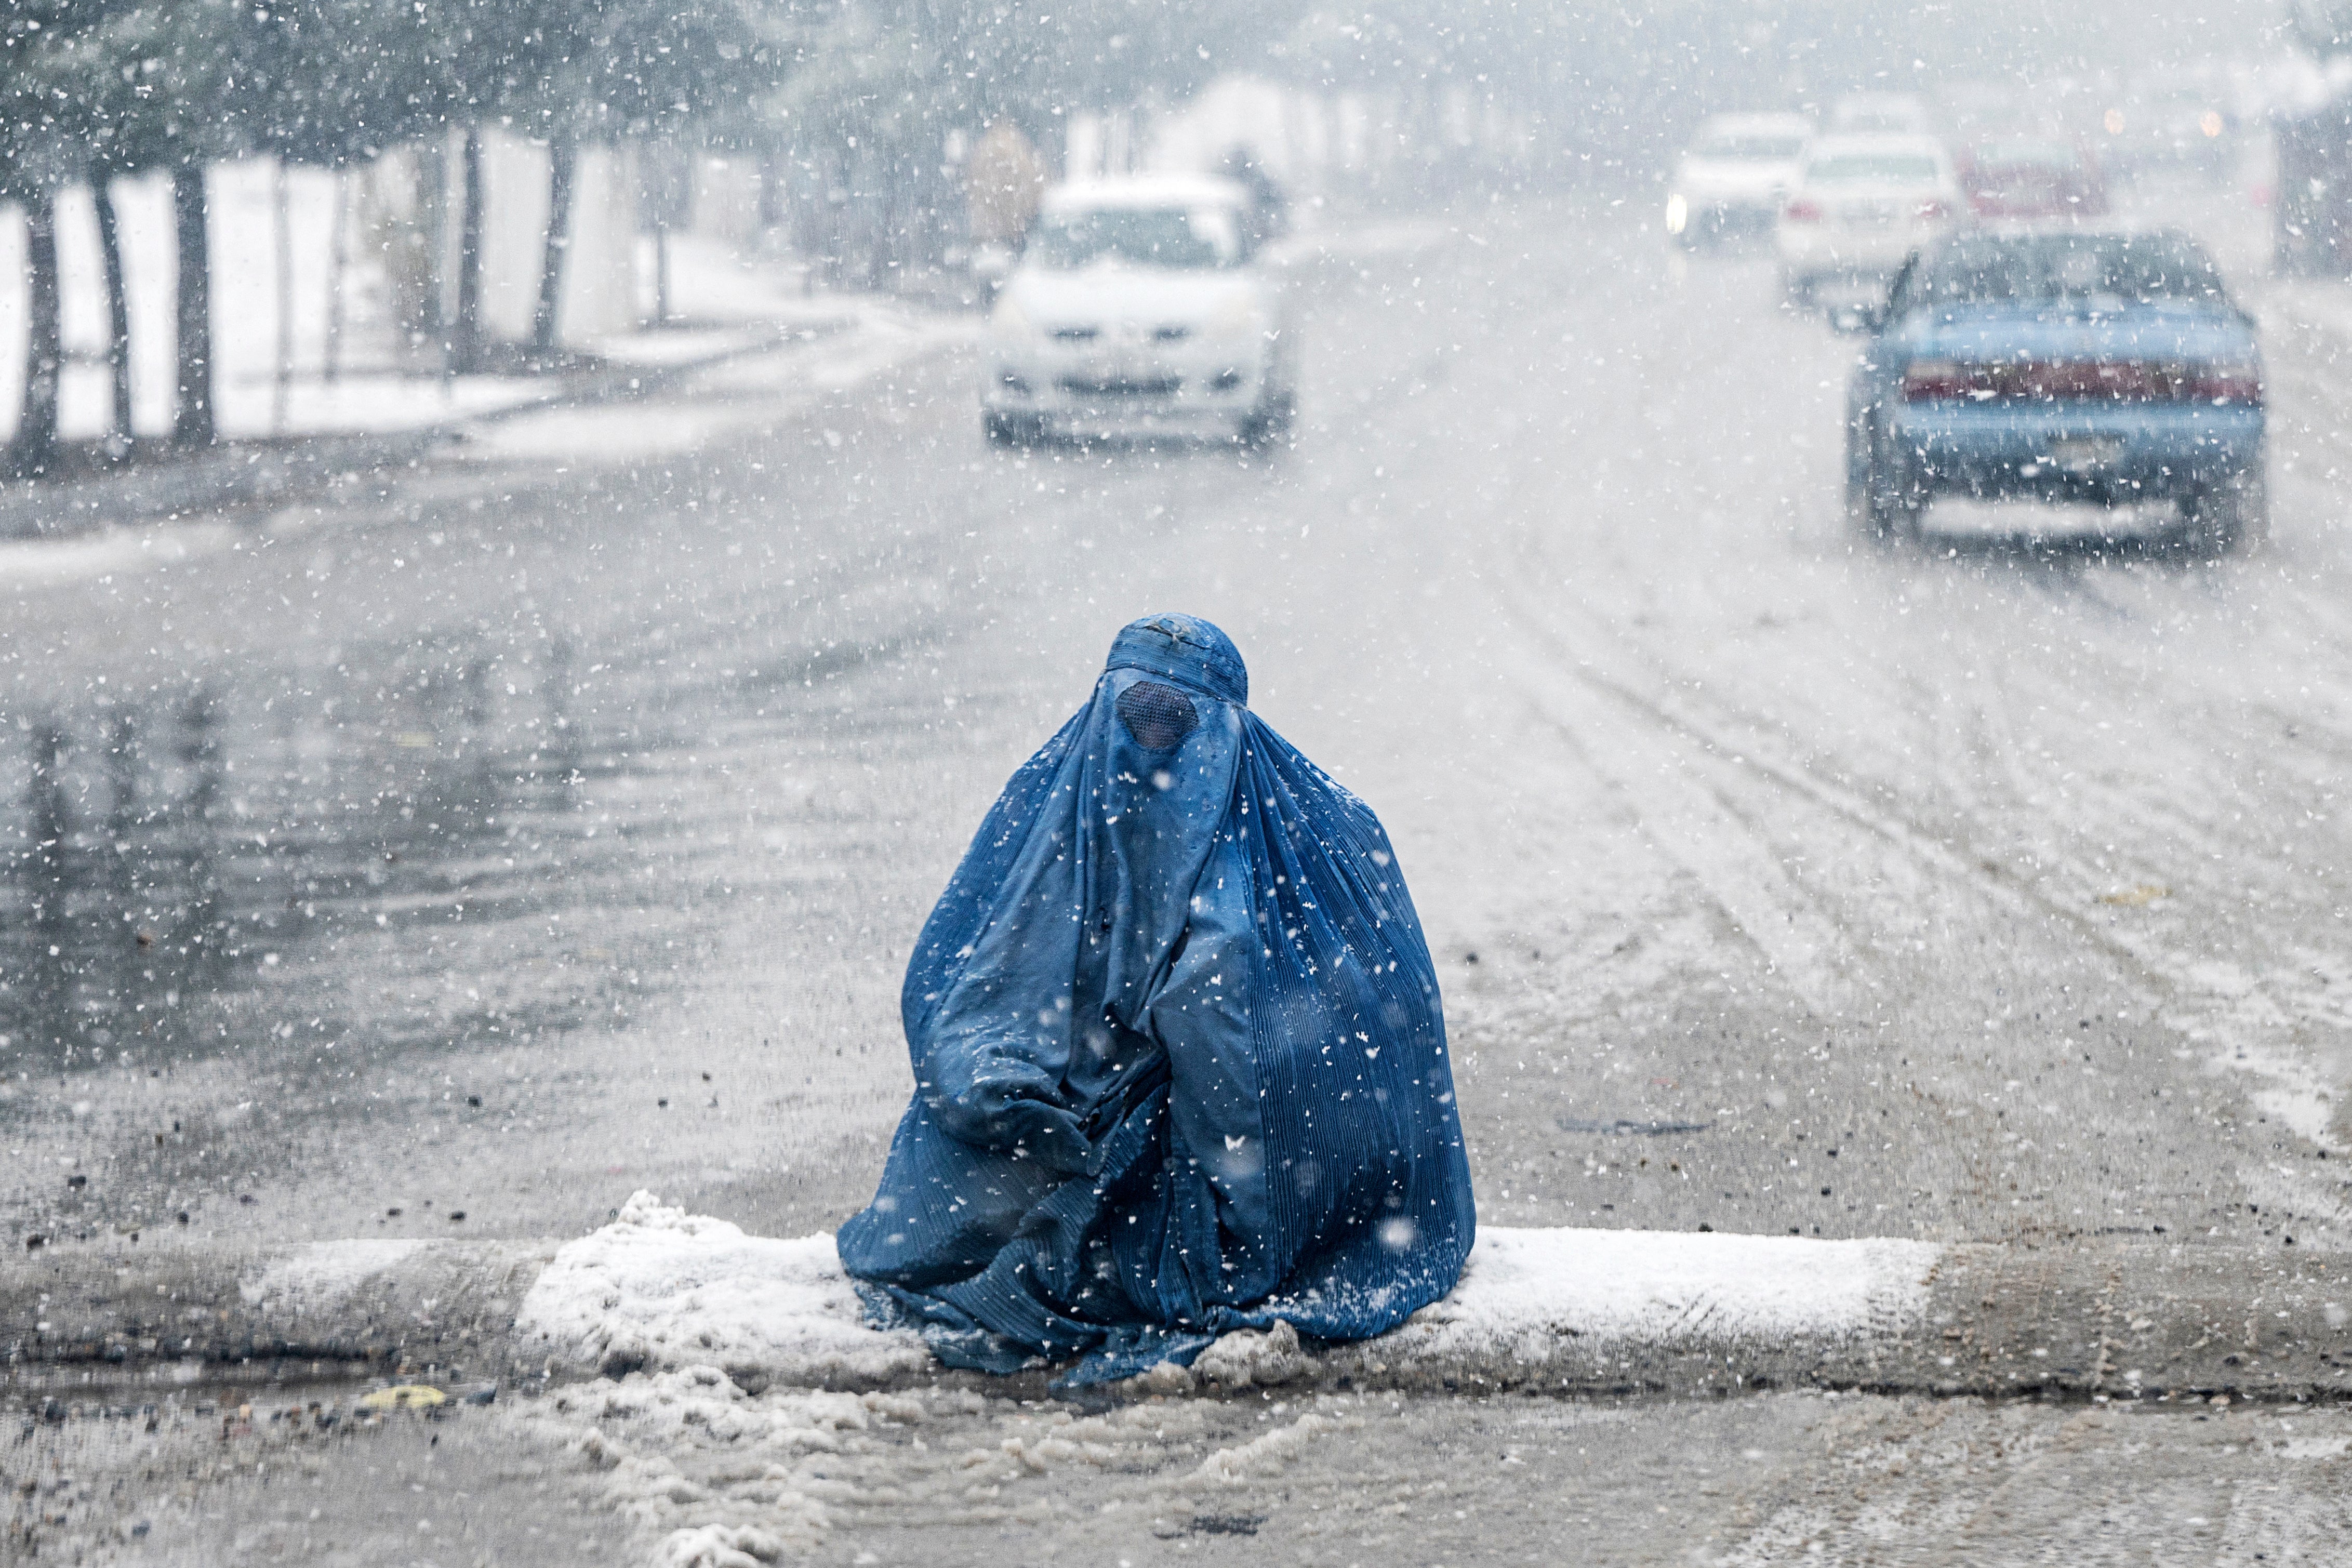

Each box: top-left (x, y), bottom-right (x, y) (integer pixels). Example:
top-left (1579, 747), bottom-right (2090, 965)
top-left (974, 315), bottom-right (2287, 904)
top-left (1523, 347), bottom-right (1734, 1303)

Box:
top-left (8, 1192), bottom-right (2351, 1406)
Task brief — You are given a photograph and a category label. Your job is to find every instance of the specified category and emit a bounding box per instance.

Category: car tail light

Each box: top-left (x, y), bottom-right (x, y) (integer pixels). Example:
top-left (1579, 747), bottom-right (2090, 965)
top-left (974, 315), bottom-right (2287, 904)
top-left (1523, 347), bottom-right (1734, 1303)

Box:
top-left (2185, 363), bottom-right (2263, 405)
top-left (1904, 357), bottom-right (2264, 405)
top-left (1902, 359), bottom-right (1971, 400)
top-left (1914, 198), bottom-right (1951, 222)
top-left (1783, 197), bottom-right (1823, 222)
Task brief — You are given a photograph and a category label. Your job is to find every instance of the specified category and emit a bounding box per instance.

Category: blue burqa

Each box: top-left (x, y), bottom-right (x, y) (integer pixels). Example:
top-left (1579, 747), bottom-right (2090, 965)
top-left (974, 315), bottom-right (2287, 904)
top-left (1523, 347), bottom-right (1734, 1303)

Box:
top-left (836, 614), bottom-right (1475, 1384)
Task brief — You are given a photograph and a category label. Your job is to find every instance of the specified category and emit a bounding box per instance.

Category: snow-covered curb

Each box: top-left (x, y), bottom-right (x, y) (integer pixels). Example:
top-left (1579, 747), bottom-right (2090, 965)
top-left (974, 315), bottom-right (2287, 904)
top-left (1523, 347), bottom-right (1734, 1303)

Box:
top-left (514, 1193), bottom-right (931, 1386)
top-left (511, 1192), bottom-right (1937, 1390)
top-left (1380, 1225), bottom-right (1937, 1360)
top-left (12, 1199), bottom-right (2351, 1405)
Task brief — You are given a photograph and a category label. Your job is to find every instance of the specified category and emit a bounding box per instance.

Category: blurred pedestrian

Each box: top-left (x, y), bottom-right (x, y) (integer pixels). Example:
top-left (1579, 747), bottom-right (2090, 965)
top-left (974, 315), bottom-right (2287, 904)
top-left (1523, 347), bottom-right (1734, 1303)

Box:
top-left (1219, 145), bottom-right (1290, 253)
top-left (967, 121), bottom-right (1046, 300)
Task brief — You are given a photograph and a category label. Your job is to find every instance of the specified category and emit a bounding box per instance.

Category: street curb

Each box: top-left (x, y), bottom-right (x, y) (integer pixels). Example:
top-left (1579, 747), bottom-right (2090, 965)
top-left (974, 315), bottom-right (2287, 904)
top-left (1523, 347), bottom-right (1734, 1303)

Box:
top-left (0, 316), bottom-right (858, 546)
top-left (3, 1240), bottom-right (555, 1395)
top-left (8, 1232), bottom-right (2350, 1406)
top-left (1310, 1240), bottom-right (2352, 1406)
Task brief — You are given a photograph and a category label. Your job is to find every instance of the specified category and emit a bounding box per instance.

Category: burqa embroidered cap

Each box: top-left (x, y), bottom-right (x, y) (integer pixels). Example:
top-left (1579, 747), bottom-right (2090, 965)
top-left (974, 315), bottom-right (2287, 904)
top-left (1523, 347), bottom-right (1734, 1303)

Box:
top-left (836, 613), bottom-right (1475, 1384)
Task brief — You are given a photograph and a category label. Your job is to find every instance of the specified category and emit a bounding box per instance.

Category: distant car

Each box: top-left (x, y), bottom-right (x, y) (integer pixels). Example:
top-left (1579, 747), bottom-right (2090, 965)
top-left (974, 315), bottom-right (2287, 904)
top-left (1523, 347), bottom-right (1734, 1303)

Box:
top-left (1840, 229), bottom-right (2265, 552)
top-left (2104, 84), bottom-right (2232, 182)
top-left (1665, 113), bottom-right (1812, 249)
top-left (982, 176), bottom-right (1295, 447)
top-left (1957, 137), bottom-right (2108, 220)
top-left (1776, 136), bottom-right (1964, 307)
top-left (1828, 92), bottom-right (1935, 137)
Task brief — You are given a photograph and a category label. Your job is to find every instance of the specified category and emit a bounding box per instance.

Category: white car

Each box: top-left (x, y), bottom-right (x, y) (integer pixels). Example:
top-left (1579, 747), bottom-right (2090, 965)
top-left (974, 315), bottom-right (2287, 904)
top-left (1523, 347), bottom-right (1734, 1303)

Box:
top-left (983, 176), bottom-right (1295, 447)
top-left (1829, 92), bottom-right (1935, 136)
top-left (1775, 136), bottom-right (1963, 307)
top-left (1665, 113), bottom-right (1813, 249)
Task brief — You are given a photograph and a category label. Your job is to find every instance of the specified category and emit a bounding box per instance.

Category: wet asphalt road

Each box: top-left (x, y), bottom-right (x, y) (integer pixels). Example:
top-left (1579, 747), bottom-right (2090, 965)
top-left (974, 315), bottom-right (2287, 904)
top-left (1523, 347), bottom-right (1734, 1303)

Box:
top-left (27, 1374), bottom-right (2352, 1564)
top-left (15, 179), bottom-right (2352, 1562)
top-left (5, 182), bottom-right (2351, 1277)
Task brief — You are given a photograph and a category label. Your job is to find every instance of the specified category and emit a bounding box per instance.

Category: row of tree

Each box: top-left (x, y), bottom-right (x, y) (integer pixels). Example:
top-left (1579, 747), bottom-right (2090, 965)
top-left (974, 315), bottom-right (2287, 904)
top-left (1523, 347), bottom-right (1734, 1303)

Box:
top-left (0, 0), bottom-right (1315, 476)
top-left (0, 0), bottom-right (760, 474)
top-left (0, 0), bottom-right (2161, 477)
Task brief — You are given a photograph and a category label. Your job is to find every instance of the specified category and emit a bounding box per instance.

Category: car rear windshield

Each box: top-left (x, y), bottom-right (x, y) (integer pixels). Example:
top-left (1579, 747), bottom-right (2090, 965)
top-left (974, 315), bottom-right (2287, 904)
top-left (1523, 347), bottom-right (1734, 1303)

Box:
top-left (1907, 234), bottom-right (2226, 306)
top-left (1030, 207), bottom-right (1240, 270)
top-left (1804, 154), bottom-right (1940, 184)
top-left (1969, 140), bottom-right (2082, 170)
top-left (1694, 134), bottom-right (1806, 160)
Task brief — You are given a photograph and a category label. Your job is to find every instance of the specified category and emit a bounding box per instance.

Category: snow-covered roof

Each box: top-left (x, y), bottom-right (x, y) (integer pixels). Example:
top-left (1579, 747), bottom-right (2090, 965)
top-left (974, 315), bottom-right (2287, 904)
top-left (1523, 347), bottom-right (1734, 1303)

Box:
top-left (1803, 134), bottom-right (1950, 162)
top-left (1695, 111), bottom-right (1813, 137)
top-left (1043, 175), bottom-right (1252, 214)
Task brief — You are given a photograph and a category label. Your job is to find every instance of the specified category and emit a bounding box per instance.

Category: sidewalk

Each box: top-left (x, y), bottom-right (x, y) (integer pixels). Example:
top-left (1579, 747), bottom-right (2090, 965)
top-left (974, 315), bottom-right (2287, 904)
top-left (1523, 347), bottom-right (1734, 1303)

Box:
top-left (0, 294), bottom-right (946, 546)
top-left (9, 1192), bottom-right (2348, 1408)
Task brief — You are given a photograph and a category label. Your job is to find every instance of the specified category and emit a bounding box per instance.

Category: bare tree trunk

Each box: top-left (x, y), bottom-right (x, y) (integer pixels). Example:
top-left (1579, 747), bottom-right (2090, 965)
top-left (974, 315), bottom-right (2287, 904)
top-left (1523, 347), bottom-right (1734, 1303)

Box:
top-left (531, 136), bottom-right (576, 355)
top-left (272, 157), bottom-right (293, 434)
top-left (91, 172), bottom-right (132, 448)
top-left (10, 188), bottom-right (62, 476)
top-left (653, 221), bottom-right (671, 324)
top-left (324, 167), bottom-right (350, 382)
top-left (756, 149), bottom-right (784, 230)
top-left (416, 139), bottom-right (447, 349)
top-left (171, 165), bottom-right (216, 448)
top-left (451, 125), bottom-right (485, 373)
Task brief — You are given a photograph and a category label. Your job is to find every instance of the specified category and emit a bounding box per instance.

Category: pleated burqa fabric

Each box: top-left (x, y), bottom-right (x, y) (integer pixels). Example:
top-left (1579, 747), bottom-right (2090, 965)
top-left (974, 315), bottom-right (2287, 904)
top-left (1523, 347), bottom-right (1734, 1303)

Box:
top-left (836, 614), bottom-right (1474, 1384)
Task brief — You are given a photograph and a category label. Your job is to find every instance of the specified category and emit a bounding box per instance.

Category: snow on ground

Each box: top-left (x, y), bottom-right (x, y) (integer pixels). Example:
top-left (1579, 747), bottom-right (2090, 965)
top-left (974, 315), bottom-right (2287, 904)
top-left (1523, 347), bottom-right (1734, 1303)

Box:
top-left (0, 160), bottom-right (912, 446)
top-left (516, 1191), bottom-right (931, 1384)
top-left (49, 1369), bottom-right (2352, 1565)
top-left (236, 1238), bottom-right (427, 1313)
top-left (0, 516), bottom-right (242, 590)
top-left (1390, 1226), bottom-right (1939, 1363)
top-left (459, 303), bottom-right (978, 463)
top-left (514, 1367), bottom-right (1364, 1565)
top-left (0, 291), bottom-right (966, 596)
top-left (507, 1199), bottom-right (1937, 1562)
top-left (519, 1193), bottom-right (1942, 1389)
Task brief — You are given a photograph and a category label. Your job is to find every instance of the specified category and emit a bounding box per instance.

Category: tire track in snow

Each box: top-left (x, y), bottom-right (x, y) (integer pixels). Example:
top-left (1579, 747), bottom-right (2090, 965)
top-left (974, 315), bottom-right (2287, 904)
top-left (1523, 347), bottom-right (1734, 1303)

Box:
top-left (1529, 672), bottom-right (1876, 1020)
top-left (1503, 531), bottom-right (2352, 1231)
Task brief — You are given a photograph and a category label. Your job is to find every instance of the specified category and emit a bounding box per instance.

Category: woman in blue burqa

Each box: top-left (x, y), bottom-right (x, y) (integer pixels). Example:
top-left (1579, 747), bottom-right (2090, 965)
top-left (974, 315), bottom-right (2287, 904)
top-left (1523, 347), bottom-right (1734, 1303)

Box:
top-left (838, 613), bottom-right (1476, 1385)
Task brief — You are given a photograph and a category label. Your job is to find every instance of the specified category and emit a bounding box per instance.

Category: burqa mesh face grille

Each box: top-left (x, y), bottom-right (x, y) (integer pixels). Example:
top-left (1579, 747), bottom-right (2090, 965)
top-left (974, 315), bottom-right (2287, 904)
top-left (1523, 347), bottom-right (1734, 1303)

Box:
top-left (1115, 681), bottom-right (1199, 750)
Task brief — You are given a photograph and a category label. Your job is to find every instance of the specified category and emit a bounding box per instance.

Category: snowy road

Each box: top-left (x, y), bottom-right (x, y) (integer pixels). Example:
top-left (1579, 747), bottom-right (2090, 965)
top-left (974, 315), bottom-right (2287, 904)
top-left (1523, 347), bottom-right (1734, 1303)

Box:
top-left (9, 182), bottom-right (2352, 1558)
top-left (5, 185), bottom-right (2343, 1257)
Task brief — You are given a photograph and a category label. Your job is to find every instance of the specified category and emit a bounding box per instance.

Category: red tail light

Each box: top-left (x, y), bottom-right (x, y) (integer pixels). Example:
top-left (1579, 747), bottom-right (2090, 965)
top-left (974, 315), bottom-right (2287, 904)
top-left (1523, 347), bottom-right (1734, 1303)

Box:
top-left (1902, 360), bottom-right (1971, 400)
top-left (2185, 364), bottom-right (2263, 405)
top-left (1783, 198), bottom-right (1823, 222)
top-left (1914, 198), bottom-right (1951, 222)
top-left (1904, 358), bottom-right (2264, 405)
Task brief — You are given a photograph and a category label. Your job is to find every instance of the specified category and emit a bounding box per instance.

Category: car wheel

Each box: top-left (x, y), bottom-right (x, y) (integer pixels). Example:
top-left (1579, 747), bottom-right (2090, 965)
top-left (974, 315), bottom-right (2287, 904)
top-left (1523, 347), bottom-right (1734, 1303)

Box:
top-left (1239, 390), bottom-right (1295, 451)
top-left (1844, 405), bottom-right (1876, 532)
top-left (984, 411), bottom-right (1036, 449)
top-left (1865, 435), bottom-right (1925, 543)
top-left (2182, 467), bottom-right (2267, 557)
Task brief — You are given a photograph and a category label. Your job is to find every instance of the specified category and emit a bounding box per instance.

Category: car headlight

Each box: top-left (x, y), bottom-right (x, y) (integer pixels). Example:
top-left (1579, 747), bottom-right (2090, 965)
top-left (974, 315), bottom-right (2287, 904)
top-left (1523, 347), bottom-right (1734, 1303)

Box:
top-left (1665, 192), bottom-right (1688, 234)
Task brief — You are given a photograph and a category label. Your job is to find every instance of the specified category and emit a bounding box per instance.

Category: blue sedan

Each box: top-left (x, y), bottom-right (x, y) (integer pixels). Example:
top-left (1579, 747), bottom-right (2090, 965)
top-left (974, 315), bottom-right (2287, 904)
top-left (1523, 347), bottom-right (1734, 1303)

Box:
top-left (1841, 230), bottom-right (2265, 552)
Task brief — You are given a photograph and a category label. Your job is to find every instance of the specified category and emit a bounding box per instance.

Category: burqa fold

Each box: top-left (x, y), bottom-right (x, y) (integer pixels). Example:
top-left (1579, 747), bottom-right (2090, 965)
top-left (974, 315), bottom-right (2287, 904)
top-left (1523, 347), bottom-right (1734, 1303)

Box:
top-left (836, 614), bottom-right (1475, 1384)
